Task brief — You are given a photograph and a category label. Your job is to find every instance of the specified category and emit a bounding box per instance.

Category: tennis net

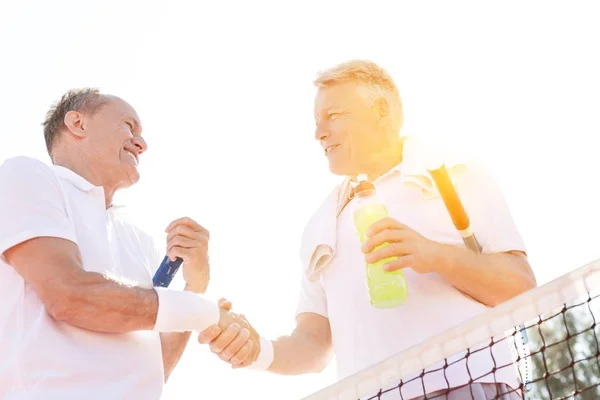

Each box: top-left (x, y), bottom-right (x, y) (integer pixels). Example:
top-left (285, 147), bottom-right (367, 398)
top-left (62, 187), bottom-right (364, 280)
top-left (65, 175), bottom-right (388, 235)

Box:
top-left (302, 259), bottom-right (600, 400)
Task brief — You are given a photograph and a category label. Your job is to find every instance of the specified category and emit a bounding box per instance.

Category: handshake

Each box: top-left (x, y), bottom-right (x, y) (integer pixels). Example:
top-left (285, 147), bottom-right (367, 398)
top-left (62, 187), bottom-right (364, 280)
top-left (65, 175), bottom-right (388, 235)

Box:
top-left (161, 217), bottom-right (267, 369)
top-left (198, 298), bottom-right (262, 368)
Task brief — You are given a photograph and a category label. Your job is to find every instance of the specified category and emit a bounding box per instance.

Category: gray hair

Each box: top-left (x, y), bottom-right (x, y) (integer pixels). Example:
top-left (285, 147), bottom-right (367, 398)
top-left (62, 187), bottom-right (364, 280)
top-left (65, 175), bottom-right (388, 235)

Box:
top-left (42, 88), bottom-right (109, 157)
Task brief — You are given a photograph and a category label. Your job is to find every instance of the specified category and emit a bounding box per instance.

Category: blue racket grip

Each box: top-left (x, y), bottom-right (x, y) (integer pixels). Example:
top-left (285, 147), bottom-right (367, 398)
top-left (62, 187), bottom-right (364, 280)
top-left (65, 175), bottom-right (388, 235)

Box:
top-left (153, 256), bottom-right (183, 287)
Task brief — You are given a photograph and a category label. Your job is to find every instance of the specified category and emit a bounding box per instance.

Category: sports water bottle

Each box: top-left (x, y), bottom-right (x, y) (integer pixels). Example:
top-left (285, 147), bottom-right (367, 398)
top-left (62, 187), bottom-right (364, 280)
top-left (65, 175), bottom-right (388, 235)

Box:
top-left (352, 174), bottom-right (408, 308)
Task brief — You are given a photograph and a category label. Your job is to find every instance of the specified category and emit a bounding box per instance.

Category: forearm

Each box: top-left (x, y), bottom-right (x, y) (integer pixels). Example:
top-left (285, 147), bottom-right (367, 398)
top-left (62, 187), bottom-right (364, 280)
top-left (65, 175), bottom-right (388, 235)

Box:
top-left (160, 331), bottom-right (191, 381)
top-left (49, 271), bottom-right (218, 334)
top-left (437, 245), bottom-right (537, 307)
top-left (49, 270), bottom-right (158, 333)
top-left (6, 236), bottom-right (218, 334)
top-left (268, 328), bottom-right (333, 375)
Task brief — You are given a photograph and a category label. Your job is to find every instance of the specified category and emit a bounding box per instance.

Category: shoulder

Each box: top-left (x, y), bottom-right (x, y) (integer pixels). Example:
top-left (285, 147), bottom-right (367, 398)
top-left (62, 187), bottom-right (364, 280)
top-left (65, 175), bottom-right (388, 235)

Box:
top-left (403, 136), bottom-right (494, 186)
top-left (0, 156), bottom-right (55, 180)
top-left (0, 156), bottom-right (63, 198)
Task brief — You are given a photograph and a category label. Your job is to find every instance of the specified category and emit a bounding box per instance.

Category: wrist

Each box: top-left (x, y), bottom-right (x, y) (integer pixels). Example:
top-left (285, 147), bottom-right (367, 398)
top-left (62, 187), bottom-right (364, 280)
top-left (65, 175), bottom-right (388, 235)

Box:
top-left (433, 242), bottom-right (465, 277)
top-left (184, 281), bottom-right (207, 294)
top-left (247, 336), bottom-right (274, 371)
top-left (184, 271), bottom-right (210, 294)
top-left (153, 288), bottom-right (219, 333)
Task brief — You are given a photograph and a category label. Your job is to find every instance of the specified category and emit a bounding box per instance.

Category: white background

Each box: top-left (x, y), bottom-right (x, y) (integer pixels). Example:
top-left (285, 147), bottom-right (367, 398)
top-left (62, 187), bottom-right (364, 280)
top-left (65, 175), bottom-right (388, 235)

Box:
top-left (1, 1), bottom-right (599, 398)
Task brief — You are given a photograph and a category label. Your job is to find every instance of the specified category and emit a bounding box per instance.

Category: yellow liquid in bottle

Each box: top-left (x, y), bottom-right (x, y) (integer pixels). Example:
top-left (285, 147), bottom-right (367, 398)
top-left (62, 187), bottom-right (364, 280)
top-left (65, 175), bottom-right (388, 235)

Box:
top-left (353, 203), bottom-right (408, 308)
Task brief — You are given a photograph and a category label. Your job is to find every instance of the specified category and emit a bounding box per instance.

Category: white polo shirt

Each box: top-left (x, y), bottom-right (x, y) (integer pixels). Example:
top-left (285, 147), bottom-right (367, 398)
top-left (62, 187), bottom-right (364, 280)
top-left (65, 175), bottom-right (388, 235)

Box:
top-left (0, 157), bottom-right (164, 399)
top-left (296, 161), bottom-right (526, 399)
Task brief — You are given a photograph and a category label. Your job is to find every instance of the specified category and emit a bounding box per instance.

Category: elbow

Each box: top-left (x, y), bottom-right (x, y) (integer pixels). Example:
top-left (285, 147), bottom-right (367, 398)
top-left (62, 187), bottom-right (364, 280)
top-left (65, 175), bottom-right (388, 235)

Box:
top-left (514, 267), bottom-right (537, 297)
top-left (44, 285), bottom-right (82, 324)
top-left (514, 253), bottom-right (538, 293)
top-left (311, 358), bottom-right (331, 374)
top-left (489, 275), bottom-right (537, 307)
top-left (517, 278), bottom-right (537, 299)
top-left (523, 275), bottom-right (537, 292)
top-left (308, 344), bottom-right (333, 374)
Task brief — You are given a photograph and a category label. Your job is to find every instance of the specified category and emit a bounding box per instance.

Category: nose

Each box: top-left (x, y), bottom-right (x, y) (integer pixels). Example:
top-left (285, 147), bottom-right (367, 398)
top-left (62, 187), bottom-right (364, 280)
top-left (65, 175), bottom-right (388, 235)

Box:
top-left (314, 122), bottom-right (329, 142)
top-left (132, 136), bottom-right (148, 155)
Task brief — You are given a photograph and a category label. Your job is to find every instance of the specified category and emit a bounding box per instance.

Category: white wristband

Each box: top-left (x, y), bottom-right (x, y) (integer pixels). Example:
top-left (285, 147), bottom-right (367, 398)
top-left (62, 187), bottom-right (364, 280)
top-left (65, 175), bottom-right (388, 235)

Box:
top-left (153, 287), bottom-right (220, 333)
top-left (247, 336), bottom-right (274, 370)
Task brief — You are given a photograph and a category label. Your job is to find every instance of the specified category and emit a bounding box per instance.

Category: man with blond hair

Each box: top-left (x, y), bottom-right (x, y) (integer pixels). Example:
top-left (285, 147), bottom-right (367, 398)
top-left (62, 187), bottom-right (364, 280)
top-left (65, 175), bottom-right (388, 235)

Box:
top-left (200, 60), bottom-right (536, 399)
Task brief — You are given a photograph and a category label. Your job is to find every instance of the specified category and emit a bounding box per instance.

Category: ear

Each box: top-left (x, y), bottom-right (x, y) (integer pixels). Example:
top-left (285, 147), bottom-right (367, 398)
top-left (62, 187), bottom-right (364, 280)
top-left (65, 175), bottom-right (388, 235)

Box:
top-left (374, 97), bottom-right (390, 125)
top-left (63, 110), bottom-right (87, 139)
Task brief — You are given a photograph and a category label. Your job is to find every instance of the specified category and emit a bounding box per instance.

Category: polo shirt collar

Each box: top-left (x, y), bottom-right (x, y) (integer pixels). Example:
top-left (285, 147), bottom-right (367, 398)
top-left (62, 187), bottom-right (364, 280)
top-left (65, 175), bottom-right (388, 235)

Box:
top-left (52, 166), bottom-right (128, 214)
top-left (52, 165), bottom-right (96, 192)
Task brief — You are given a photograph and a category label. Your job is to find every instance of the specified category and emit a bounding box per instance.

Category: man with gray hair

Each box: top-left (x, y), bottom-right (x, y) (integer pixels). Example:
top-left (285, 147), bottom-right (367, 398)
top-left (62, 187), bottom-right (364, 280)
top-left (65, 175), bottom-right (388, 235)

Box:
top-left (0, 89), bottom-right (261, 399)
top-left (200, 60), bottom-right (536, 399)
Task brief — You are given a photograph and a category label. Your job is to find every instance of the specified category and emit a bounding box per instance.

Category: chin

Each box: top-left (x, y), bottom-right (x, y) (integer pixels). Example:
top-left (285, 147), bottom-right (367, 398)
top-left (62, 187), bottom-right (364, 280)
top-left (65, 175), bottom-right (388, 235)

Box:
top-left (327, 162), bottom-right (352, 177)
top-left (121, 168), bottom-right (140, 188)
top-left (128, 170), bottom-right (140, 185)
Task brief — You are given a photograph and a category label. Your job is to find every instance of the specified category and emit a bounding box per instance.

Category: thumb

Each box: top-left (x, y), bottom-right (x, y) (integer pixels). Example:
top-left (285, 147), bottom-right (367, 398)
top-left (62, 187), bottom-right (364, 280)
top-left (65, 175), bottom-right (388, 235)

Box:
top-left (218, 298), bottom-right (232, 310)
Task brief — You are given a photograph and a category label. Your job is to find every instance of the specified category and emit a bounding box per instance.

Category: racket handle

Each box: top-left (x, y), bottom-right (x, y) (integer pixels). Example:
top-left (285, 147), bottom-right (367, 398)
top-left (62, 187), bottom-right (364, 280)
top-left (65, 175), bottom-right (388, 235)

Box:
top-left (462, 233), bottom-right (482, 254)
top-left (153, 256), bottom-right (183, 287)
top-left (429, 164), bottom-right (482, 254)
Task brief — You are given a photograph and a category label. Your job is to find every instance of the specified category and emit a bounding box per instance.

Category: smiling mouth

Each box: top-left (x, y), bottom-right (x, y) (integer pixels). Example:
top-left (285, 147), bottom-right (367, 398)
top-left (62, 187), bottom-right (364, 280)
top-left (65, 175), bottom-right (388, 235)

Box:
top-left (324, 145), bottom-right (340, 155)
top-left (124, 149), bottom-right (138, 166)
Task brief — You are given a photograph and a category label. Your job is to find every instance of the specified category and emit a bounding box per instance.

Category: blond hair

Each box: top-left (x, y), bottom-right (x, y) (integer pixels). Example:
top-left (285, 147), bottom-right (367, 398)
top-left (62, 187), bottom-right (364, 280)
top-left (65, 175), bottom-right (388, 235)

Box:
top-left (314, 60), bottom-right (403, 134)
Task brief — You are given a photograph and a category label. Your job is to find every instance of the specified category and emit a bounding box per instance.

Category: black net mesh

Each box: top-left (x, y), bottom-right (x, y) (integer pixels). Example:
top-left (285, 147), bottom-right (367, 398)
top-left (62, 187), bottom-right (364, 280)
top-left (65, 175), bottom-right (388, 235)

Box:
top-left (304, 261), bottom-right (600, 400)
top-left (365, 294), bottom-right (600, 399)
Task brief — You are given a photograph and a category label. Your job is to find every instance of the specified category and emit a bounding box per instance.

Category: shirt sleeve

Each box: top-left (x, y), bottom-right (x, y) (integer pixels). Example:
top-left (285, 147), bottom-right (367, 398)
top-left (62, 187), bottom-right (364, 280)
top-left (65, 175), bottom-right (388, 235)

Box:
top-left (0, 157), bottom-right (78, 259)
top-left (295, 272), bottom-right (329, 319)
top-left (461, 163), bottom-right (527, 255)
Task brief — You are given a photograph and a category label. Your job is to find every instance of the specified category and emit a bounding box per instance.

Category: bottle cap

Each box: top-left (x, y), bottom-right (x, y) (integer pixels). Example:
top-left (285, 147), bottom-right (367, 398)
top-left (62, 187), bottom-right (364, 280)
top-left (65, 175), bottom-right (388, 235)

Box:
top-left (356, 174), bottom-right (368, 183)
top-left (353, 175), bottom-right (375, 197)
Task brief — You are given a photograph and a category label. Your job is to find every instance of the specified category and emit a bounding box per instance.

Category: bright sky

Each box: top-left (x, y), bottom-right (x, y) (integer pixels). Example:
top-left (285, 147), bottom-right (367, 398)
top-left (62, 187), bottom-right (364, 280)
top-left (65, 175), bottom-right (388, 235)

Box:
top-left (1, 1), bottom-right (599, 399)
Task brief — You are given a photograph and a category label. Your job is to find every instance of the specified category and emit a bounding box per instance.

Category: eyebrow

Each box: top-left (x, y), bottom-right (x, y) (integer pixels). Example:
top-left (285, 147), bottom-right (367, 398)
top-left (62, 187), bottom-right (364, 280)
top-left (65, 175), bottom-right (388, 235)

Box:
top-left (316, 106), bottom-right (346, 119)
top-left (315, 105), bottom-right (333, 119)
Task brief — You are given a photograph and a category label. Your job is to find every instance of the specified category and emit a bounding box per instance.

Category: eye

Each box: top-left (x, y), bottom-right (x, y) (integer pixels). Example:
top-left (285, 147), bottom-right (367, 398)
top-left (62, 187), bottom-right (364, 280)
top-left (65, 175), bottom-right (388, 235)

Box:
top-left (329, 112), bottom-right (341, 120)
top-left (125, 121), bottom-right (134, 131)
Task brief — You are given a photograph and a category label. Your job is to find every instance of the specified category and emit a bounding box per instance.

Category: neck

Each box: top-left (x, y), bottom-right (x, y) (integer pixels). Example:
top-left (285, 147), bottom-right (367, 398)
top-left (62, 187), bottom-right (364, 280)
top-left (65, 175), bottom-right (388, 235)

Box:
top-left (354, 138), bottom-right (404, 182)
top-left (53, 151), bottom-right (117, 209)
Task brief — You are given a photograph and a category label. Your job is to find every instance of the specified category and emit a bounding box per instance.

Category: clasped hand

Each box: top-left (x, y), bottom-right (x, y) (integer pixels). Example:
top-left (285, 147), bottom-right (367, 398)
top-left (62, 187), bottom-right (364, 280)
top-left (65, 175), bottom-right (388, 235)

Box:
top-left (165, 217), bottom-right (260, 366)
top-left (199, 299), bottom-right (261, 368)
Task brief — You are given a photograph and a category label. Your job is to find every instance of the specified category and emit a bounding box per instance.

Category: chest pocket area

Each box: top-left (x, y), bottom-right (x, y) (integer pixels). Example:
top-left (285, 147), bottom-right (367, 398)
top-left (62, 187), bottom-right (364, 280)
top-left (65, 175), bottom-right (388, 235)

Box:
top-left (67, 195), bottom-right (116, 276)
top-left (377, 183), bottom-right (465, 247)
top-left (107, 217), bottom-right (155, 287)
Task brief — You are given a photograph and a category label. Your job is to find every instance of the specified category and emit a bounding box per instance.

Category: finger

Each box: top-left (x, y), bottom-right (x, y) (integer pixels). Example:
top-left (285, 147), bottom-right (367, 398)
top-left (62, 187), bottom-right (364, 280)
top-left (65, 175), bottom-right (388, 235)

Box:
top-left (167, 246), bottom-right (194, 261)
top-left (167, 236), bottom-right (199, 252)
top-left (362, 228), bottom-right (410, 253)
top-left (167, 225), bottom-right (206, 243)
top-left (382, 255), bottom-right (413, 272)
top-left (220, 328), bottom-right (250, 362)
top-left (230, 339), bottom-right (254, 365)
top-left (235, 339), bottom-right (260, 368)
top-left (210, 323), bottom-right (241, 354)
top-left (365, 242), bottom-right (411, 264)
top-left (198, 325), bottom-right (222, 344)
top-left (218, 298), bottom-right (232, 310)
top-left (366, 217), bottom-right (408, 237)
top-left (166, 217), bottom-right (209, 236)
top-left (247, 336), bottom-right (262, 364)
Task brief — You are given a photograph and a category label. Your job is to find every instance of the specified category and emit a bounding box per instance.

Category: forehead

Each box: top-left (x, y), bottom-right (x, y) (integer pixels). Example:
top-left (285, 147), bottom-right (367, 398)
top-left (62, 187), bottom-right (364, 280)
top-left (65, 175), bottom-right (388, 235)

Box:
top-left (102, 96), bottom-right (140, 121)
top-left (314, 82), bottom-right (365, 112)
